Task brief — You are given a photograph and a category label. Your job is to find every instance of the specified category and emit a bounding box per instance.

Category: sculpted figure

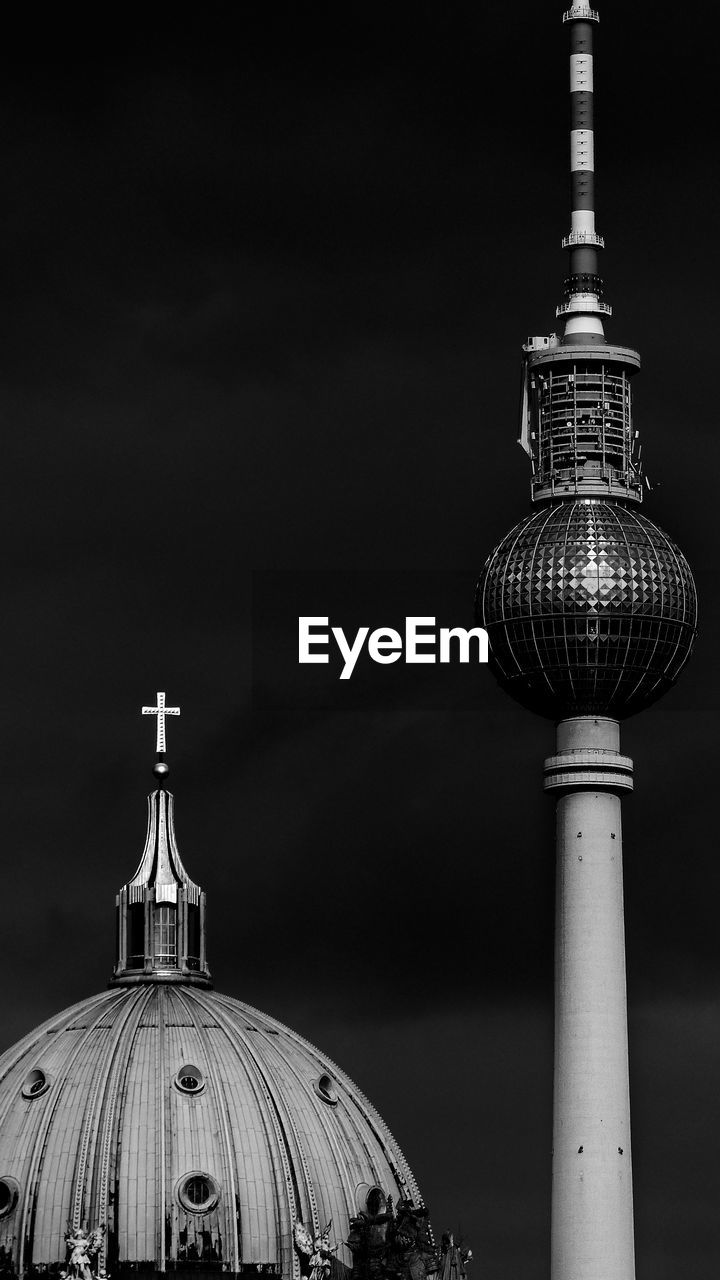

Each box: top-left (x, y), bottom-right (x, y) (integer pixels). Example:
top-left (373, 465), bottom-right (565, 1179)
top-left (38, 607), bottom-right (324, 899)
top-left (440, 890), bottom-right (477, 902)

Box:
top-left (62, 1225), bottom-right (106, 1280)
top-left (349, 1196), bottom-right (439, 1280)
top-left (294, 1220), bottom-right (338, 1280)
top-left (348, 1194), bottom-right (395, 1280)
top-left (438, 1232), bottom-right (472, 1280)
top-left (388, 1201), bottom-right (438, 1280)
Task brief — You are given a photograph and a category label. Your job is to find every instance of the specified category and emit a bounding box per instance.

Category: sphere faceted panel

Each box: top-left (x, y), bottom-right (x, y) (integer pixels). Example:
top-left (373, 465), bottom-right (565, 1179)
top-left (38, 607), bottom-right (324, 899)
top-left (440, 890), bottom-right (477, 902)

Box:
top-left (477, 499), bottom-right (696, 718)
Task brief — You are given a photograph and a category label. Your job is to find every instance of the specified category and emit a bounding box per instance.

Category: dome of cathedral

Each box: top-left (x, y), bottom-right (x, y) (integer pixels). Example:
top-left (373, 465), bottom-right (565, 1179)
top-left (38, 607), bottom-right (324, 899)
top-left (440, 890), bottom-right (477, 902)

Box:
top-left (0, 715), bottom-right (424, 1280)
top-left (0, 982), bottom-right (418, 1280)
top-left (476, 499), bottom-right (697, 719)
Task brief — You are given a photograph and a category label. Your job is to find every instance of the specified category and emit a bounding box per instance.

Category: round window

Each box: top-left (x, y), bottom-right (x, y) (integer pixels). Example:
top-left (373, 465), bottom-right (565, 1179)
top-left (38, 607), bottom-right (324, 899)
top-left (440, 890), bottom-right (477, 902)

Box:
top-left (0, 1178), bottom-right (19, 1217)
top-left (21, 1069), bottom-right (49, 1100)
top-left (313, 1072), bottom-right (338, 1106)
top-left (177, 1172), bottom-right (219, 1214)
top-left (174, 1064), bottom-right (205, 1095)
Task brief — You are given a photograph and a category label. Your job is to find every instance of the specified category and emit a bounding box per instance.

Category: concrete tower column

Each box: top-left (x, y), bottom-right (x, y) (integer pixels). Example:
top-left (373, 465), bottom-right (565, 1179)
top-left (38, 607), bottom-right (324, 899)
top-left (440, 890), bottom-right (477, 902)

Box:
top-left (544, 716), bottom-right (635, 1280)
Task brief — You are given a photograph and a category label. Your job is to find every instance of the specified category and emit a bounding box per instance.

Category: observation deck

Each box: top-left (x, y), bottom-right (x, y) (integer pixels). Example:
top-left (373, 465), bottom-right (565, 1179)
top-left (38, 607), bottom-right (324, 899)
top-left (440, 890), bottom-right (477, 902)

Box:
top-left (520, 342), bottom-right (643, 503)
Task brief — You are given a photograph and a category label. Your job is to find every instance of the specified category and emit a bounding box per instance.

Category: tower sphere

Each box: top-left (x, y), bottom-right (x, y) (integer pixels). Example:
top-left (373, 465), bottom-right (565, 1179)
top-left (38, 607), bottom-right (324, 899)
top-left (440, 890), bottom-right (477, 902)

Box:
top-left (476, 498), bottom-right (696, 719)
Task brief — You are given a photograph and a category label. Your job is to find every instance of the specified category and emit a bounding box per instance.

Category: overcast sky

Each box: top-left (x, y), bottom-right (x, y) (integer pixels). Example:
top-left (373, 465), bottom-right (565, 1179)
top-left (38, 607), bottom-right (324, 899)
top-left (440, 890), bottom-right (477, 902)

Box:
top-left (0, 3), bottom-right (717, 1277)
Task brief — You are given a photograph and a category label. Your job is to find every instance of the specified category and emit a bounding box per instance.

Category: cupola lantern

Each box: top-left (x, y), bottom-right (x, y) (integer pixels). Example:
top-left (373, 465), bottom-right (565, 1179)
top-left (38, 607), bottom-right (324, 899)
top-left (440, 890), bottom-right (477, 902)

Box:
top-left (112, 693), bottom-right (210, 986)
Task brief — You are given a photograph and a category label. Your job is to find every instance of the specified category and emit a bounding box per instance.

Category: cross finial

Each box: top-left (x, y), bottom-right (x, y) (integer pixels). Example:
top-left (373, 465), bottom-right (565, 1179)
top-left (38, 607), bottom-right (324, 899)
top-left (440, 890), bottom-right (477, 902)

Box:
top-left (142, 692), bottom-right (181, 755)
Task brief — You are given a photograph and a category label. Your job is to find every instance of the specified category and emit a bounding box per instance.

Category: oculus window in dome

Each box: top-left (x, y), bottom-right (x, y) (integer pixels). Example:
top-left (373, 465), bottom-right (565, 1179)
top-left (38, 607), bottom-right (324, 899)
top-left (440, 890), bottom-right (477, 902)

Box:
top-left (0, 1179), bottom-right (18, 1219)
top-left (21, 1069), bottom-right (50, 1100)
top-left (177, 1173), bottom-right (220, 1215)
top-left (174, 1064), bottom-right (205, 1094)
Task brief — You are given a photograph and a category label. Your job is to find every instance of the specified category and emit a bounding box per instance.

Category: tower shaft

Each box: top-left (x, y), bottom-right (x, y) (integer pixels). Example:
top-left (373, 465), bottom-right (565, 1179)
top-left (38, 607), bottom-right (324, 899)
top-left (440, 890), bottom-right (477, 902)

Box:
top-left (545, 718), bottom-right (635, 1280)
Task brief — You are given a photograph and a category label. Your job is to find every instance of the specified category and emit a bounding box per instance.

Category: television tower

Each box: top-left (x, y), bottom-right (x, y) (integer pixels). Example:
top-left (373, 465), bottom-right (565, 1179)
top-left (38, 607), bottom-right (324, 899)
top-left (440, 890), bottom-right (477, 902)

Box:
top-left (476, 6), bottom-right (697, 1279)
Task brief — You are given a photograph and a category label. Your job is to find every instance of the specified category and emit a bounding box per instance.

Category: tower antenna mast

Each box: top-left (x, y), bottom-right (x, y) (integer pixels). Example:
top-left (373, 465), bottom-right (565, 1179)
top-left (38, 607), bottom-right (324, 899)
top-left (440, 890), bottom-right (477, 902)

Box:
top-left (559, 3), bottom-right (607, 344)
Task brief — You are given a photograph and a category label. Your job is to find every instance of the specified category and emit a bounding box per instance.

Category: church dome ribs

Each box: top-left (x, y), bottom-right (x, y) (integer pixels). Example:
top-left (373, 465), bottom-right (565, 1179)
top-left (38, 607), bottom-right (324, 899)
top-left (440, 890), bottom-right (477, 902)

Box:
top-left (0, 979), bottom-right (422, 1279)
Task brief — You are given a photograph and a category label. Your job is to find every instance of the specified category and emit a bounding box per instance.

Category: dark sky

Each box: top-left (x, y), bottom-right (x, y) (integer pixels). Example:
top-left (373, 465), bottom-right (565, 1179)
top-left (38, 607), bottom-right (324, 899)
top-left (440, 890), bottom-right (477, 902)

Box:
top-left (0, 2), bottom-right (717, 1276)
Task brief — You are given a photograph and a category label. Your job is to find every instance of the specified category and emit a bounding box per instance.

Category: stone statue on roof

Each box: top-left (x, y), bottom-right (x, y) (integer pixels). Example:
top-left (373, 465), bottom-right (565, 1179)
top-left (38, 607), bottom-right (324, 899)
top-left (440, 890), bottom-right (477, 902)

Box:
top-left (61, 1225), bottom-right (106, 1280)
